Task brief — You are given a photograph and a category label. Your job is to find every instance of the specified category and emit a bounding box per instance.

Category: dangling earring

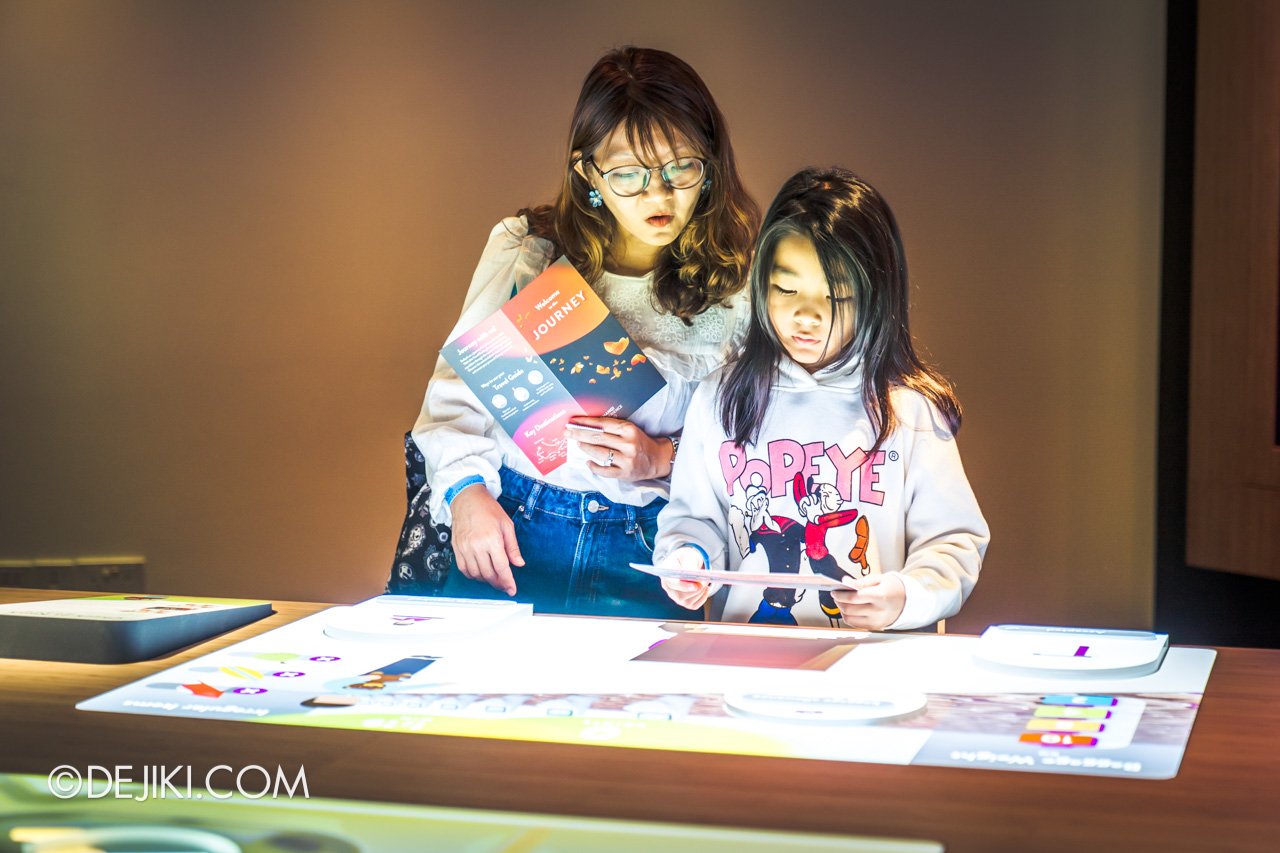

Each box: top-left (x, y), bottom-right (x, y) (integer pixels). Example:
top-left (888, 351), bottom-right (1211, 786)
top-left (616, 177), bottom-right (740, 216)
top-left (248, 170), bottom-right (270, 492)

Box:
top-left (587, 188), bottom-right (603, 208)
top-left (700, 178), bottom-right (712, 195)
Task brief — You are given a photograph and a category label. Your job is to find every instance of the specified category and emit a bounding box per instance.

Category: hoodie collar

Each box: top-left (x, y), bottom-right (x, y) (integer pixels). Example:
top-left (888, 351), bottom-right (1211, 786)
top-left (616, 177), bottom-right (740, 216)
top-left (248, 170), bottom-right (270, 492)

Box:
top-left (775, 353), bottom-right (863, 390)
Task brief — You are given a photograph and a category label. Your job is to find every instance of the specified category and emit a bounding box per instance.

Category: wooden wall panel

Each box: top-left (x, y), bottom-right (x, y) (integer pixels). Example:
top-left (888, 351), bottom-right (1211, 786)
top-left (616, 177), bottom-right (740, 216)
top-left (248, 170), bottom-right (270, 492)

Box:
top-left (1187, 0), bottom-right (1280, 579)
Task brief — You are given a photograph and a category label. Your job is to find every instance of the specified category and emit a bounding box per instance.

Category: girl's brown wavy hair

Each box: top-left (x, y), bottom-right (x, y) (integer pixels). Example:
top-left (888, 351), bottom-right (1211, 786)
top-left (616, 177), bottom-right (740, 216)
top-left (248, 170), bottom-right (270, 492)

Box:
top-left (519, 46), bottom-right (758, 320)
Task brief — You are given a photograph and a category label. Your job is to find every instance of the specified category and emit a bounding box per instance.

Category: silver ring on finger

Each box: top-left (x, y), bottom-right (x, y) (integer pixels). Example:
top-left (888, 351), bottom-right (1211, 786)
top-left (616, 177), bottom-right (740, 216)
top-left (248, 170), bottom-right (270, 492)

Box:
top-left (606, 449), bottom-right (616, 467)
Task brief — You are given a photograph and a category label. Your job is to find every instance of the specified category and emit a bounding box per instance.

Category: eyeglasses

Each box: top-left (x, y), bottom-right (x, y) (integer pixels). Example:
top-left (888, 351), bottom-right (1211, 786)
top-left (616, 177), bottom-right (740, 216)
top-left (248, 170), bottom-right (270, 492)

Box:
top-left (587, 156), bottom-right (707, 197)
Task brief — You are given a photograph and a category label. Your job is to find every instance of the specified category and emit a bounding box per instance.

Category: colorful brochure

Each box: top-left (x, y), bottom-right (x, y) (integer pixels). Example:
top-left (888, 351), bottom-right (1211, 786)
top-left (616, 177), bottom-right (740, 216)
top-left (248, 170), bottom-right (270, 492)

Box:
top-left (441, 259), bottom-right (666, 474)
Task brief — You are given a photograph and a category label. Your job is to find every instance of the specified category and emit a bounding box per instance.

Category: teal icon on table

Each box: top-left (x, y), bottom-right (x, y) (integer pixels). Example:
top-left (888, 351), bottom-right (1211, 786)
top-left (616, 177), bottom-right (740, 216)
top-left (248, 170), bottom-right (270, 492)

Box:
top-left (1042, 694), bottom-right (1117, 707)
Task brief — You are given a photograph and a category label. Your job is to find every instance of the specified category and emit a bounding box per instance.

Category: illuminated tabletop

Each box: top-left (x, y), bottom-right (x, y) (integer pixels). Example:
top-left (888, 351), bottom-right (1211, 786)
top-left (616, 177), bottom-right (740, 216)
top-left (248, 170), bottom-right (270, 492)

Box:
top-left (1, 588), bottom-right (1278, 852)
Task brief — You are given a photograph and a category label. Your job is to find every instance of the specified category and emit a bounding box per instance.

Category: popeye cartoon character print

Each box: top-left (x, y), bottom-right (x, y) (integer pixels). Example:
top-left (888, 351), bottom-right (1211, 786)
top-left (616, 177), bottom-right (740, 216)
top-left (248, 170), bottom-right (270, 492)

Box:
top-left (720, 437), bottom-right (888, 626)
top-left (729, 481), bottom-right (805, 625)
top-left (793, 472), bottom-right (861, 625)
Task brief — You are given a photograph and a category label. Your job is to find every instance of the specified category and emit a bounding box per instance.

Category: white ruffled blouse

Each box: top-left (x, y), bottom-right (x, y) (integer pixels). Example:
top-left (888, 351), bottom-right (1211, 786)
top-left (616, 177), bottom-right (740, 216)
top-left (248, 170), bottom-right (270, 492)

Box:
top-left (414, 216), bottom-right (750, 524)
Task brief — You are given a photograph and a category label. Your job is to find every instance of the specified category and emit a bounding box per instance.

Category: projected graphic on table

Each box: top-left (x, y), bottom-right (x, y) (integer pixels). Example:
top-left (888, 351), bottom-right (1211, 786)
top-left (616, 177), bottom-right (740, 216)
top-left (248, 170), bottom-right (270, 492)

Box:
top-left (78, 597), bottom-right (1215, 780)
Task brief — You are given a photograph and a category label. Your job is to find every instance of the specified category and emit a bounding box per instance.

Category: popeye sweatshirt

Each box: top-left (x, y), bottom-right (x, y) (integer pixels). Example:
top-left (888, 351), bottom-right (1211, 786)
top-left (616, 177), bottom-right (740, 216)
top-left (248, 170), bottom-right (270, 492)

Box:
top-left (654, 356), bottom-right (989, 631)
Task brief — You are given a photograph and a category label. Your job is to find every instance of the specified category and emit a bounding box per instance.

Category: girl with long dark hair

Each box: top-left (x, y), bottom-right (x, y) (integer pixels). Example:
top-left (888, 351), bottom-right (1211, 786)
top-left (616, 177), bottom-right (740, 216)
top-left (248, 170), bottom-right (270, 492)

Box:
top-left (654, 167), bottom-right (988, 630)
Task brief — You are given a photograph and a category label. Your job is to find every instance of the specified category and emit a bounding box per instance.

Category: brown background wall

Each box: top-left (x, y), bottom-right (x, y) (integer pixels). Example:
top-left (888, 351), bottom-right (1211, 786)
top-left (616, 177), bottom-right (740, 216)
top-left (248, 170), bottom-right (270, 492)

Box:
top-left (0, 0), bottom-right (1165, 633)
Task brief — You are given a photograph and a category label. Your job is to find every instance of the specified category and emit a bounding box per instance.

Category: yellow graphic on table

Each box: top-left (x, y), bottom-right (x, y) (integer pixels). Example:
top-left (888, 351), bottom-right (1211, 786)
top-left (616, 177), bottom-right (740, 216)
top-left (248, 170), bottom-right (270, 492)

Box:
top-left (263, 712), bottom-right (785, 756)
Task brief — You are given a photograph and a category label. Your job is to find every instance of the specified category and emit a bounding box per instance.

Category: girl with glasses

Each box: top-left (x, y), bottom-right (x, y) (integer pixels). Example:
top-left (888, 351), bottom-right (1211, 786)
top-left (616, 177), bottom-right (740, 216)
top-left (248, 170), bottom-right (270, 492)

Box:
top-left (654, 167), bottom-right (988, 630)
top-left (390, 47), bottom-right (758, 618)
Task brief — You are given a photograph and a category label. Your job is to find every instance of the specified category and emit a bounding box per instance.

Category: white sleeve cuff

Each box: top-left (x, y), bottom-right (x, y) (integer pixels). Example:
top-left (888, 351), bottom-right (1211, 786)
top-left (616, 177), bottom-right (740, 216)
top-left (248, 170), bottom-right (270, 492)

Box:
top-left (653, 536), bottom-right (725, 572)
top-left (885, 571), bottom-right (939, 632)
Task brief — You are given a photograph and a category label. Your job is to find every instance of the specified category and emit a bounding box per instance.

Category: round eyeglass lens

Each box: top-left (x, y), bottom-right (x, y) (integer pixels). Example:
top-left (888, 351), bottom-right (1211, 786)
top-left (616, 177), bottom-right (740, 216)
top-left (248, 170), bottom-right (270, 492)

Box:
top-left (605, 167), bottom-right (649, 196)
top-left (661, 157), bottom-right (705, 189)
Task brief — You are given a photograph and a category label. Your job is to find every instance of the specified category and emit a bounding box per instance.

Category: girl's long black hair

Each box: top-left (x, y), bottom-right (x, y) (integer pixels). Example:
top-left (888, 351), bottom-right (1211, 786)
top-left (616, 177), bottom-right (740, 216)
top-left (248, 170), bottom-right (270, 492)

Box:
top-left (718, 167), bottom-right (961, 453)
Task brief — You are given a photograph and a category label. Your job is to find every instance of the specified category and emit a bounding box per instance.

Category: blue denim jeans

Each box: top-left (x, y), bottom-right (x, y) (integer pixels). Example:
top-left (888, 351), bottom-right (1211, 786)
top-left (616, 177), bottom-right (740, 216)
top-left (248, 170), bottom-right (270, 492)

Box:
top-left (440, 467), bottom-right (699, 621)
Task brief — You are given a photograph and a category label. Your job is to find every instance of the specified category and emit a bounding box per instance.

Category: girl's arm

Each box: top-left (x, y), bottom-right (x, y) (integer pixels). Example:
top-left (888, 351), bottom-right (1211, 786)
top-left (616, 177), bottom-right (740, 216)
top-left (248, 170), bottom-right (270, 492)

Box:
top-left (888, 393), bottom-right (990, 630)
top-left (414, 218), bottom-right (552, 526)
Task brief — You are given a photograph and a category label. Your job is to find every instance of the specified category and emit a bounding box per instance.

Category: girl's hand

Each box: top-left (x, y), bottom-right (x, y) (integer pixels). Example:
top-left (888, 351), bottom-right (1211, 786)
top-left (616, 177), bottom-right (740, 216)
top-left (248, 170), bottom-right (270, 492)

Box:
top-left (830, 573), bottom-right (906, 630)
top-left (567, 417), bottom-right (674, 481)
top-left (448, 486), bottom-right (523, 595)
top-left (658, 545), bottom-right (712, 611)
